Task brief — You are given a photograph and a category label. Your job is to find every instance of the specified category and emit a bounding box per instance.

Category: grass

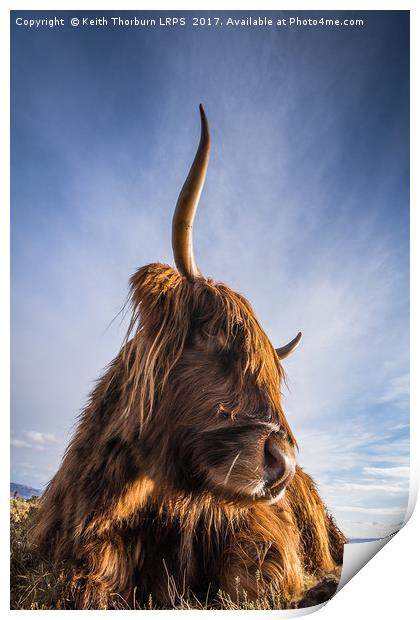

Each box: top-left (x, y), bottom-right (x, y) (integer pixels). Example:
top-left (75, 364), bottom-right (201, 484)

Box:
top-left (10, 496), bottom-right (340, 610)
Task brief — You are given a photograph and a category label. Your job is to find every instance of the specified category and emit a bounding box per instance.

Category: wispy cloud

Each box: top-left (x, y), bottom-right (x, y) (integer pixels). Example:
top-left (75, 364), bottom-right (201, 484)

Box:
top-left (334, 506), bottom-right (406, 516)
top-left (377, 374), bottom-right (409, 408)
top-left (339, 518), bottom-right (404, 540)
top-left (11, 431), bottom-right (56, 452)
top-left (337, 482), bottom-right (408, 495)
top-left (363, 466), bottom-right (409, 478)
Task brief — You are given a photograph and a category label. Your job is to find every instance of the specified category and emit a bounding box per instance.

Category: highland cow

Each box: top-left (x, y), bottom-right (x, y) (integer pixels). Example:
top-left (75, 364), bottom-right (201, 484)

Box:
top-left (31, 105), bottom-right (346, 609)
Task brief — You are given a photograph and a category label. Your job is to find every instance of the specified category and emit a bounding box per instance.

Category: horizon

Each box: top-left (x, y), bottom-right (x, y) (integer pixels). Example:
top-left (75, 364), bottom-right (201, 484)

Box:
top-left (11, 10), bottom-right (409, 539)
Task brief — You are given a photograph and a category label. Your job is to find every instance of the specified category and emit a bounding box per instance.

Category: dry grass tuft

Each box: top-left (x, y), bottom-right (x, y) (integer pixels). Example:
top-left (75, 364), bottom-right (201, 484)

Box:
top-left (10, 497), bottom-right (339, 610)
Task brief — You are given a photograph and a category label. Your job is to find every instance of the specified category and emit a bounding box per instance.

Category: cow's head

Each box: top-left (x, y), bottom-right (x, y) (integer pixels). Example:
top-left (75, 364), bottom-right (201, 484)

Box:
top-left (124, 106), bottom-right (301, 505)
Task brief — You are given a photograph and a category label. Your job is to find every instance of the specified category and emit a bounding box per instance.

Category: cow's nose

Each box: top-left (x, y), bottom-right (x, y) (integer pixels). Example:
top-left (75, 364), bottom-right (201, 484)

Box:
top-left (263, 436), bottom-right (295, 486)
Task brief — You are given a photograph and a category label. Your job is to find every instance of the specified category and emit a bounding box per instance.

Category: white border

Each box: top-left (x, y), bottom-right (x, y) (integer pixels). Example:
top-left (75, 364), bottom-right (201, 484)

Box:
top-left (3, 2), bottom-right (417, 618)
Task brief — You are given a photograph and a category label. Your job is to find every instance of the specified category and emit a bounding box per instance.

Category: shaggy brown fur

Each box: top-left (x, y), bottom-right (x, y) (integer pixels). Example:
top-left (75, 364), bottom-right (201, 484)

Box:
top-left (31, 263), bottom-right (346, 609)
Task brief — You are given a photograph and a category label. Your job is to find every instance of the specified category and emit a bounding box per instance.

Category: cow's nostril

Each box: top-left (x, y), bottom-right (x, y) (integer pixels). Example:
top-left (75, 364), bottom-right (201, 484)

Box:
top-left (264, 436), bottom-right (288, 486)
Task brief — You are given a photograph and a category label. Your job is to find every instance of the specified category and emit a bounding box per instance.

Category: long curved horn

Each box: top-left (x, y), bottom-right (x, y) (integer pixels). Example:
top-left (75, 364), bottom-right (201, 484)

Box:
top-left (276, 332), bottom-right (302, 360)
top-left (172, 104), bottom-right (210, 280)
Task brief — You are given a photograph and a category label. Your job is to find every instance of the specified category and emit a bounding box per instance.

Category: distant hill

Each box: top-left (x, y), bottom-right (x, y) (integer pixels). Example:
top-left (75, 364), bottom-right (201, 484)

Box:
top-left (10, 483), bottom-right (41, 499)
top-left (349, 537), bottom-right (381, 543)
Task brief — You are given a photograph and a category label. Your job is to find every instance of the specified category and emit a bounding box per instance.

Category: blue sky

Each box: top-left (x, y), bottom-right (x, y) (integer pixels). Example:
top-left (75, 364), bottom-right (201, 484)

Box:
top-left (11, 11), bottom-right (409, 538)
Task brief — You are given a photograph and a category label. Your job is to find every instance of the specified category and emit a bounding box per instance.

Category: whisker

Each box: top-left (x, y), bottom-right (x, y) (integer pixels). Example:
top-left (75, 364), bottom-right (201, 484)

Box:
top-left (240, 478), bottom-right (262, 491)
top-left (223, 452), bottom-right (242, 486)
